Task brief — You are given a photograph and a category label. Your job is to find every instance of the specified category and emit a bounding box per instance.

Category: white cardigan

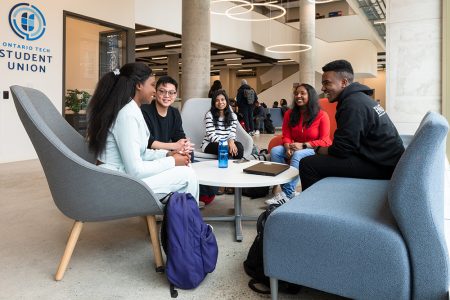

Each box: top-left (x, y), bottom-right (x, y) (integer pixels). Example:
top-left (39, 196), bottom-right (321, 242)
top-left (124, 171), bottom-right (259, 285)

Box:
top-left (98, 100), bottom-right (175, 178)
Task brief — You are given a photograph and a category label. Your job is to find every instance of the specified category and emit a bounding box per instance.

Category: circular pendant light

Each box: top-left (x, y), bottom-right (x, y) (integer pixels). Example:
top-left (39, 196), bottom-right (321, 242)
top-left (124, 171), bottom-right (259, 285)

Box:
top-left (210, 0), bottom-right (254, 16)
top-left (225, 3), bottom-right (286, 22)
top-left (265, 43), bottom-right (312, 54)
top-left (307, 0), bottom-right (335, 3)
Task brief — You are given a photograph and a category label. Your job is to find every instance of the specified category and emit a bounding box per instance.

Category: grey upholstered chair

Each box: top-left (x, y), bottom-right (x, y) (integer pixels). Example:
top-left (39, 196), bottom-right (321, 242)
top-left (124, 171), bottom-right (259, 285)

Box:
top-left (264, 111), bottom-right (449, 299)
top-left (181, 98), bottom-right (254, 161)
top-left (10, 85), bottom-right (164, 281)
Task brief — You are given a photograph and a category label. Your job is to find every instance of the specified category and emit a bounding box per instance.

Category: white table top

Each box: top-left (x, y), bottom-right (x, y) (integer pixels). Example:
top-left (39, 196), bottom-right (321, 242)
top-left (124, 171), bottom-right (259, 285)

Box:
top-left (191, 160), bottom-right (298, 188)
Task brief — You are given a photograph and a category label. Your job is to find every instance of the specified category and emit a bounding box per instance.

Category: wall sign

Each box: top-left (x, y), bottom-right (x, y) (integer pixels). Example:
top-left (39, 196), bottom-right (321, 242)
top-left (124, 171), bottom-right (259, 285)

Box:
top-left (1, 2), bottom-right (52, 73)
top-left (9, 3), bottom-right (46, 41)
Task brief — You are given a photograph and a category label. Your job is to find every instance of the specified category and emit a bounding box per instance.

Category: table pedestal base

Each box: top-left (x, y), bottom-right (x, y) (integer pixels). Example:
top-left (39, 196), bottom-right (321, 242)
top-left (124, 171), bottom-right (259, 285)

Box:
top-left (203, 187), bottom-right (257, 242)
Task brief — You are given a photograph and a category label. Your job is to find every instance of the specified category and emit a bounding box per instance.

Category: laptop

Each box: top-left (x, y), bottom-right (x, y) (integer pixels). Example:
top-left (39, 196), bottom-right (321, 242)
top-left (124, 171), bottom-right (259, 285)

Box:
top-left (243, 162), bottom-right (290, 176)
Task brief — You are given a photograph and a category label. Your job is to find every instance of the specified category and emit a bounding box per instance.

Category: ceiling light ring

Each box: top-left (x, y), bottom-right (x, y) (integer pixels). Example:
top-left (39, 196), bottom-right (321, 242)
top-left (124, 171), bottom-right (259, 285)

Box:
top-left (265, 43), bottom-right (312, 54)
top-left (210, 0), bottom-right (254, 16)
top-left (225, 3), bottom-right (286, 22)
top-left (307, 0), bottom-right (335, 3)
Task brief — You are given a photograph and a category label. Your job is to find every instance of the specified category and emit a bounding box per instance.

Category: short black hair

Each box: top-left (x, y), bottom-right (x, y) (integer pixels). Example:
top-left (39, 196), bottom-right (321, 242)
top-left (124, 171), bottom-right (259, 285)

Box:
top-left (156, 75), bottom-right (178, 90)
top-left (322, 60), bottom-right (354, 82)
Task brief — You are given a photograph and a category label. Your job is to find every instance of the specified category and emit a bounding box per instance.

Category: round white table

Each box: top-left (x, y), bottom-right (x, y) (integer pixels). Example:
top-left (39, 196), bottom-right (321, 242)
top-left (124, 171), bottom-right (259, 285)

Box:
top-left (191, 159), bottom-right (298, 241)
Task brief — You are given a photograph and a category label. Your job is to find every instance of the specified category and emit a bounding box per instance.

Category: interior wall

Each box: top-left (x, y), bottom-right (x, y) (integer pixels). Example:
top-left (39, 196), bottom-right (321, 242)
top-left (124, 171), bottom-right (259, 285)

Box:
top-left (0, 0), bottom-right (134, 163)
top-left (360, 69), bottom-right (386, 108)
top-left (257, 65), bottom-right (299, 95)
top-left (444, 0), bottom-right (450, 157)
top-left (315, 0), bottom-right (354, 17)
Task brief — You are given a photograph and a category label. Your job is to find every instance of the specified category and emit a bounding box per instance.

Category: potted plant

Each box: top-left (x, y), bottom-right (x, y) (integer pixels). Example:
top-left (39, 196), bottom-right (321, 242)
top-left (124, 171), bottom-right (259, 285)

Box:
top-left (65, 89), bottom-right (91, 136)
top-left (65, 89), bottom-right (90, 113)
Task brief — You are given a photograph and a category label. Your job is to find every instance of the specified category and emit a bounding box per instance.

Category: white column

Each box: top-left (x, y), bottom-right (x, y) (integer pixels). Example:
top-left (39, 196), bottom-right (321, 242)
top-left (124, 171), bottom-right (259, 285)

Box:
top-left (181, 0), bottom-right (211, 104)
top-left (386, 0), bottom-right (441, 133)
top-left (298, 0), bottom-right (315, 87)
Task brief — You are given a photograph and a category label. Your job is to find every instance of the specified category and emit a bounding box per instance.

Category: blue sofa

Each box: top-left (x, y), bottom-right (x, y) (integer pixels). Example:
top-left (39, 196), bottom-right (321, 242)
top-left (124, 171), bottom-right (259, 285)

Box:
top-left (264, 111), bottom-right (449, 299)
top-left (268, 108), bottom-right (283, 129)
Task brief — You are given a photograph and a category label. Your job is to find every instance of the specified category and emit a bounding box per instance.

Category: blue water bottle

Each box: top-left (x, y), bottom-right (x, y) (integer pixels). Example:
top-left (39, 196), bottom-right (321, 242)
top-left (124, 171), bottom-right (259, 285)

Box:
top-left (218, 139), bottom-right (228, 168)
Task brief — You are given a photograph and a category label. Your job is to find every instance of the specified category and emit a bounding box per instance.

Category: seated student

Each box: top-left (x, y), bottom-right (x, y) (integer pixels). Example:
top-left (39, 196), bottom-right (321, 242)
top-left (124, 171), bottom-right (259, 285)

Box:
top-left (253, 100), bottom-right (266, 134)
top-left (280, 98), bottom-right (289, 116)
top-left (141, 76), bottom-right (193, 153)
top-left (202, 89), bottom-right (244, 159)
top-left (265, 83), bottom-right (331, 206)
top-left (141, 75), bottom-right (212, 205)
top-left (300, 60), bottom-right (404, 190)
top-left (87, 63), bottom-right (199, 201)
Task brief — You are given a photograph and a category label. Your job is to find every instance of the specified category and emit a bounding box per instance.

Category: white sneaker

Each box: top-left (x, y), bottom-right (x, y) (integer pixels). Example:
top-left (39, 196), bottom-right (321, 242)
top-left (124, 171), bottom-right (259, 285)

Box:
top-left (265, 192), bottom-right (290, 206)
top-left (254, 130), bottom-right (260, 135)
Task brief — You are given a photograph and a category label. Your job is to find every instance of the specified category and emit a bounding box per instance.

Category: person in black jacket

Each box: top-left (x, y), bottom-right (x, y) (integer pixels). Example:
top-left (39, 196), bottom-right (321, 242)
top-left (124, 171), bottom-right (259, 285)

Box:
top-left (236, 79), bottom-right (257, 134)
top-left (300, 60), bottom-right (405, 190)
top-left (141, 76), bottom-right (192, 152)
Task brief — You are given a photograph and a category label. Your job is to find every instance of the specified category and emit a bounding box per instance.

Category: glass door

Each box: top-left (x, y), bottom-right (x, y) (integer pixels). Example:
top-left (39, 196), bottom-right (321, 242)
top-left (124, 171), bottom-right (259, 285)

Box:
top-left (64, 14), bottom-right (127, 136)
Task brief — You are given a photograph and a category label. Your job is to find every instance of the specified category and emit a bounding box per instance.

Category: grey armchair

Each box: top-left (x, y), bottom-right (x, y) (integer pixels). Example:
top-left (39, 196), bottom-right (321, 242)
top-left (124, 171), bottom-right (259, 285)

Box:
top-left (181, 98), bottom-right (254, 161)
top-left (10, 85), bottom-right (164, 281)
top-left (264, 111), bottom-right (449, 299)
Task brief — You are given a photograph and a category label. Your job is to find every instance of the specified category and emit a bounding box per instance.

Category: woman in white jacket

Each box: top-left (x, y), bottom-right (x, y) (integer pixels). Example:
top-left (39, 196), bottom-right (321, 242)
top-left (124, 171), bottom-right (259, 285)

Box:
top-left (87, 63), bottom-right (199, 201)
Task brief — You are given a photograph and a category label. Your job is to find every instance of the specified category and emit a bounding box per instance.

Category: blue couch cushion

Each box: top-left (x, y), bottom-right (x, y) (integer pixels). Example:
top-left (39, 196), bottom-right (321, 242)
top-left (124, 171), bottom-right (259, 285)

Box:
top-left (264, 177), bottom-right (410, 299)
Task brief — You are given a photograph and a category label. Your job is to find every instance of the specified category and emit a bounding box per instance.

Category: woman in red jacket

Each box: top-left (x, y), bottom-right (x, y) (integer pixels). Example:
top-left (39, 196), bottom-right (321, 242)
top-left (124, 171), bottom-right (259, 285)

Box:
top-left (266, 83), bottom-right (331, 205)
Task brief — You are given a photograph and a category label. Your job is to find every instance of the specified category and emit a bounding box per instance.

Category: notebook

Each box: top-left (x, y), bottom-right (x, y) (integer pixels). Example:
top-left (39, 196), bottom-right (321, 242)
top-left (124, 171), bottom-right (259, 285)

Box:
top-left (243, 162), bottom-right (290, 176)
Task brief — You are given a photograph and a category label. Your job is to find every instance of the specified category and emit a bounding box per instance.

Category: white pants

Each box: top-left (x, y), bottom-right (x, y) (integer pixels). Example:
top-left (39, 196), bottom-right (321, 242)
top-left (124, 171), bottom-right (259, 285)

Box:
top-left (141, 166), bottom-right (199, 202)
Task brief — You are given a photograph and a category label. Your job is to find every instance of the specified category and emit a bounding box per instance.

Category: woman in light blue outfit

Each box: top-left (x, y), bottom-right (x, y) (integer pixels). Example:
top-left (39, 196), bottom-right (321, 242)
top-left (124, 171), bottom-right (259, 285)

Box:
top-left (87, 63), bottom-right (199, 201)
top-left (266, 84), bottom-right (331, 206)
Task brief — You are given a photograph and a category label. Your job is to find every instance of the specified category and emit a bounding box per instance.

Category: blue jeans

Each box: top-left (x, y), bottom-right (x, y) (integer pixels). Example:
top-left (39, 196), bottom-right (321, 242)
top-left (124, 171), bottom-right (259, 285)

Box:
top-left (270, 145), bottom-right (315, 197)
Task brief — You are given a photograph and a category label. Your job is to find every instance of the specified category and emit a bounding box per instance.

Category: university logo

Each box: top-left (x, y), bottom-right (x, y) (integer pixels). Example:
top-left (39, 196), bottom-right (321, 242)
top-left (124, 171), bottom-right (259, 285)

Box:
top-left (9, 3), bottom-right (46, 41)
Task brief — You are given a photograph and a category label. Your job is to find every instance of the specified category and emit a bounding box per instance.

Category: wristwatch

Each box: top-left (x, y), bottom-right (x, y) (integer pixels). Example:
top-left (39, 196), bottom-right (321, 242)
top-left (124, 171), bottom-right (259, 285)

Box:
top-left (302, 143), bottom-right (307, 149)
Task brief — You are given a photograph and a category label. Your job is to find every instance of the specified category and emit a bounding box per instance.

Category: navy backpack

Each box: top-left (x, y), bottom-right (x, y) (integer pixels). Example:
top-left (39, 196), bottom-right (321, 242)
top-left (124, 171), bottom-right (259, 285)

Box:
top-left (160, 192), bottom-right (218, 298)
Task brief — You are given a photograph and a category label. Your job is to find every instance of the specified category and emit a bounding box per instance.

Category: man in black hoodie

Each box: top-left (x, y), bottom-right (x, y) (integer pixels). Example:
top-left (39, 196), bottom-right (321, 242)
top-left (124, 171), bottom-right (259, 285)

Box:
top-left (300, 60), bottom-right (404, 190)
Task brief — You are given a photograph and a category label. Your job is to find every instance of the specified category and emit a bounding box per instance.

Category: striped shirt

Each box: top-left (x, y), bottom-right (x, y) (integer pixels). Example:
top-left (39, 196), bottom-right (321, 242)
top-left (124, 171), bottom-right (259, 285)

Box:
top-left (201, 110), bottom-right (238, 151)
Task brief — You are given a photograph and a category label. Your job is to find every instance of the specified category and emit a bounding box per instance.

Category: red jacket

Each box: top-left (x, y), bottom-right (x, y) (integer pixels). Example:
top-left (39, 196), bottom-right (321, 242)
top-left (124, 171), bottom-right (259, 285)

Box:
top-left (281, 109), bottom-right (331, 147)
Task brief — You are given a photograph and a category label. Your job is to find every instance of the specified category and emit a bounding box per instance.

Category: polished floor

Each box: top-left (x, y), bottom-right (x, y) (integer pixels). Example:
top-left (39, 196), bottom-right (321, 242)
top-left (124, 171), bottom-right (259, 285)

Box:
top-left (1, 133), bottom-right (449, 299)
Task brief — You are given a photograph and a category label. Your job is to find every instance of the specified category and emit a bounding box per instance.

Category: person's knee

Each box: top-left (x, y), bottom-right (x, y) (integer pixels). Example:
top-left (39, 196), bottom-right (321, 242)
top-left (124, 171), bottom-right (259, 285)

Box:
top-left (299, 155), bottom-right (313, 170)
top-left (270, 145), bottom-right (284, 157)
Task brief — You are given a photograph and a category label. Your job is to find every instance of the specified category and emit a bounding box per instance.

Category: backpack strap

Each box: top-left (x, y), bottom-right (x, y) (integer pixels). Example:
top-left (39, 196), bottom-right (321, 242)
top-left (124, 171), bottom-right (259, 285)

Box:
top-left (248, 279), bottom-right (271, 294)
top-left (169, 283), bottom-right (178, 298)
top-left (159, 192), bottom-right (174, 205)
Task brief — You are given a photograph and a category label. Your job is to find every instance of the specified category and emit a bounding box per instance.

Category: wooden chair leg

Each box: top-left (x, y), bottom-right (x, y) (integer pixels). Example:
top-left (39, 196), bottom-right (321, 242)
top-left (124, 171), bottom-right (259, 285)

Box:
top-left (55, 221), bottom-right (83, 281)
top-left (146, 215), bottom-right (164, 272)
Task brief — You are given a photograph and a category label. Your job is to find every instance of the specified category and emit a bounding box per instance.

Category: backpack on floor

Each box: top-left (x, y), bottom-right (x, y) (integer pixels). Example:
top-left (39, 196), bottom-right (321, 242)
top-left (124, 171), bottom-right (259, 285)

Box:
top-left (243, 204), bottom-right (301, 295)
top-left (242, 186), bottom-right (270, 199)
top-left (244, 88), bottom-right (256, 105)
top-left (161, 192), bottom-right (219, 298)
top-left (264, 116), bottom-right (275, 134)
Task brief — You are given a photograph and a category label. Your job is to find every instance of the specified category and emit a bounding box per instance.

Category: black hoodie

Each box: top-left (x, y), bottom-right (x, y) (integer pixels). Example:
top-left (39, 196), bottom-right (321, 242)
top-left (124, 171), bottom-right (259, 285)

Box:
top-left (328, 82), bottom-right (404, 167)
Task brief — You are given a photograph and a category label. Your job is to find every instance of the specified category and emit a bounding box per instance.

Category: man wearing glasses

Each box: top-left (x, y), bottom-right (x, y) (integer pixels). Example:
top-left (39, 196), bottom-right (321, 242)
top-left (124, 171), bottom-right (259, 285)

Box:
top-left (141, 76), bottom-right (192, 154)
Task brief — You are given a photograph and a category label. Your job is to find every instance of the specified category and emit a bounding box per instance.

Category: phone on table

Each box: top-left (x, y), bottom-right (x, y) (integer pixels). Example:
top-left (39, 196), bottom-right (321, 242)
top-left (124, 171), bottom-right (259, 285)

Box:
top-left (233, 157), bottom-right (249, 164)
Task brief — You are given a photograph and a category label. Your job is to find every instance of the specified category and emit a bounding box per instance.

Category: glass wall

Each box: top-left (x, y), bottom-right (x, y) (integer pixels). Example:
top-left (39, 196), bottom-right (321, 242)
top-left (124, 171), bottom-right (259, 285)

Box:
top-left (64, 14), bottom-right (127, 135)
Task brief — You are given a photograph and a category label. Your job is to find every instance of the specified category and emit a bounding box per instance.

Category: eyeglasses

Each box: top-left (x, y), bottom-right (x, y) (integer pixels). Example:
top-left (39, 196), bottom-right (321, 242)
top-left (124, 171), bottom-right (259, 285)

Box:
top-left (157, 89), bottom-right (177, 96)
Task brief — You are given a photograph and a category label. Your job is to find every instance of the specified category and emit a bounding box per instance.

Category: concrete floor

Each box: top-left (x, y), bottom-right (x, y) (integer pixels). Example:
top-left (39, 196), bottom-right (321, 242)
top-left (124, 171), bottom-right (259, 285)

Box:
top-left (1, 133), bottom-right (449, 299)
